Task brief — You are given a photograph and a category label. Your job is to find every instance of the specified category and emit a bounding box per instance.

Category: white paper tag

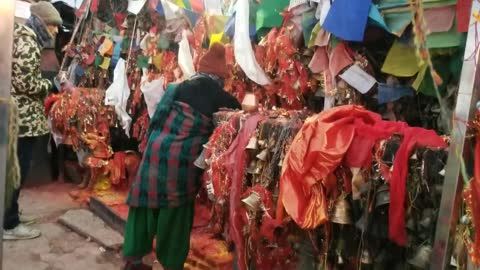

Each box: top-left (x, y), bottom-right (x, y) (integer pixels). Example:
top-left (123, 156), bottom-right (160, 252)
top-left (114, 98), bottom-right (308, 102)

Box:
top-left (339, 64), bottom-right (377, 94)
top-left (127, 0), bottom-right (147, 15)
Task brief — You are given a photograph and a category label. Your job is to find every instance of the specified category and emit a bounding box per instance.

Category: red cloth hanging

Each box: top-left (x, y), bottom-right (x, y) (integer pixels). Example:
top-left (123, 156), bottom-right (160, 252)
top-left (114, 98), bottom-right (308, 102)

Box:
top-left (224, 114), bottom-right (266, 270)
top-left (279, 105), bottom-right (446, 246)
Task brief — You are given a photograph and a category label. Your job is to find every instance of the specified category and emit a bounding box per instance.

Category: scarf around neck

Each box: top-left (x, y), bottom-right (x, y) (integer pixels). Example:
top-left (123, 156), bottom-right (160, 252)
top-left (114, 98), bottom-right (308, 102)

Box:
top-left (26, 15), bottom-right (53, 48)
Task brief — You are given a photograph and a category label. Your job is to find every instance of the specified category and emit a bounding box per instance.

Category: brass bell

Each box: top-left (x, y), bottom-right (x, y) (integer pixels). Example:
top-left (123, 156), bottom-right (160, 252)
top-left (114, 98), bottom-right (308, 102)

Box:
top-left (460, 215), bottom-right (471, 225)
top-left (241, 191), bottom-right (261, 212)
top-left (256, 149), bottom-right (268, 161)
top-left (360, 249), bottom-right (373, 265)
top-left (330, 199), bottom-right (353, 224)
top-left (407, 245), bottom-right (432, 269)
top-left (193, 149), bottom-right (207, 169)
top-left (375, 184), bottom-right (390, 208)
top-left (242, 92), bottom-right (259, 113)
top-left (253, 164), bottom-right (262, 175)
top-left (258, 140), bottom-right (267, 148)
top-left (406, 217), bottom-right (416, 231)
top-left (351, 167), bottom-right (366, 200)
top-left (419, 208), bottom-right (435, 229)
top-left (121, 18), bottom-right (129, 29)
top-left (246, 136), bottom-right (258, 150)
top-left (247, 160), bottom-right (256, 174)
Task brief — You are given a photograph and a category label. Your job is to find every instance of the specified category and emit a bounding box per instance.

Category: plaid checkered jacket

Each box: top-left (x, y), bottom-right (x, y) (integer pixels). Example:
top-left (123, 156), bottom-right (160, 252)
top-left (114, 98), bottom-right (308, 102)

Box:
top-left (127, 84), bottom-right (213, 208)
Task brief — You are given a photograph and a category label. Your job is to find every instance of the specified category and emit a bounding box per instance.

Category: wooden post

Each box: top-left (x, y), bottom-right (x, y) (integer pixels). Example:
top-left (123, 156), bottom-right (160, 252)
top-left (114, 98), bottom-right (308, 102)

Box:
top-left (0, 0), bottom-right (16, 269)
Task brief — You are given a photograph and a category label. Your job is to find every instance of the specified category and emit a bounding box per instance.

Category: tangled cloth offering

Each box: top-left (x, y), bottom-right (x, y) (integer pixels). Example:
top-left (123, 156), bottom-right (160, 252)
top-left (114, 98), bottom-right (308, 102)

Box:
top-left (279, 105), bottom-right (446, 246)
top-left (224, 114), bottom-right (266, 270)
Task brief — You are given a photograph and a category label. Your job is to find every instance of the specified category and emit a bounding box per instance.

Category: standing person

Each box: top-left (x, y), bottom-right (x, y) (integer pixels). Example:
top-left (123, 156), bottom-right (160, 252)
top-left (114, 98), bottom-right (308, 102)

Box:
top-left (4, 2), bottom-right (62, 240)
top-left (123, 43), bottom-right (241, 270)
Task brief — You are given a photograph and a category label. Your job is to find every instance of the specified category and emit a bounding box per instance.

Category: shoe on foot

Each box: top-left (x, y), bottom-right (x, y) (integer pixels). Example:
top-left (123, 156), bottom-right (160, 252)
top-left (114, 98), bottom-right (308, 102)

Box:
top-left (19, 214), bottom-right (38, 225)
top-left (4, 224), bottom-right (41, 240)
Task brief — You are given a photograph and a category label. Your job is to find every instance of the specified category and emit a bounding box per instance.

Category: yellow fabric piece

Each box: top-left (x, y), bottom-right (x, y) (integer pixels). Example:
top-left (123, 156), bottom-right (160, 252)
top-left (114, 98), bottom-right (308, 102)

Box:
top-left (99, 39), bottom-right (114, 56)
top-left (94, 175), bottom-right (111, 191)
top-left (412, 63), bottom-right (428, 90)
top-left (206, 15), bottom-right (229, 38)
top-left (153, 53), bottom-right (163, 70)
top-left (173, 0), bottom-right (185, 8)
top-left (100, 57), bottom-right (111, 70)
top-left (210, 32), bottom-right (225, 47)
top-left (381, 41), bottom-right (421, 77)
top-left (308, 23), bottom-right (321, 48)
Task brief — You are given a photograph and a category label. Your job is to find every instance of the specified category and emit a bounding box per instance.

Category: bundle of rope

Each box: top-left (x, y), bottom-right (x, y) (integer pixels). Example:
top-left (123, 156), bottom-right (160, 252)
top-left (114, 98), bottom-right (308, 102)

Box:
top-left (2, 96), bottom-right (20, 210)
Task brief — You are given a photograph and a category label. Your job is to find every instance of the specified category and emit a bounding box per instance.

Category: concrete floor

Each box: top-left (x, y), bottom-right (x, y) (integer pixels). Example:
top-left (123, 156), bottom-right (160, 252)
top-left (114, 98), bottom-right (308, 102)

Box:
top-left (2, 183), bottom-right (124, 270)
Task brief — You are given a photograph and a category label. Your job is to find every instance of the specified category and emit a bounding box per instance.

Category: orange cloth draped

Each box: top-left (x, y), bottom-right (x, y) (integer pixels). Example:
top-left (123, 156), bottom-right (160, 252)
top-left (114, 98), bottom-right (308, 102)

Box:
top-left (279, 105), bottom-right (446, 246)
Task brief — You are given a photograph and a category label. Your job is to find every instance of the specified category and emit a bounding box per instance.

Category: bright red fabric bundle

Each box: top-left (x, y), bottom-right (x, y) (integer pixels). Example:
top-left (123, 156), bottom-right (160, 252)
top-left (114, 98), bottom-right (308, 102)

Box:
top-left (279, 105), bottom-right (446, 246)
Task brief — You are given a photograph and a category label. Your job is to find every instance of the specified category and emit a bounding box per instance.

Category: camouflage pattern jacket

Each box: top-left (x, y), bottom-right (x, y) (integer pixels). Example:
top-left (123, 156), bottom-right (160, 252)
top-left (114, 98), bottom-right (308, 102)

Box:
top-left (11, 23), bottom-right (51, 137)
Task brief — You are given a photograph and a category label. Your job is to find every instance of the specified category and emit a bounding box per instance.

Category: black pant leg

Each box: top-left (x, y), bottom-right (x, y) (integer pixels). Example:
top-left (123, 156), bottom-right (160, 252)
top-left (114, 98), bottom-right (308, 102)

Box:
top-left (3, 137), bottom-right (36, 229)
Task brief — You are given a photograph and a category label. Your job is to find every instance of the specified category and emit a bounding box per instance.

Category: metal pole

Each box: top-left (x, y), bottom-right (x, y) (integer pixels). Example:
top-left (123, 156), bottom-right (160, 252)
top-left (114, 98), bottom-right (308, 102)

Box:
top-left (0, 0), bottom-right (16, 269)
top-left (431, 0), bottom-right (480, 269)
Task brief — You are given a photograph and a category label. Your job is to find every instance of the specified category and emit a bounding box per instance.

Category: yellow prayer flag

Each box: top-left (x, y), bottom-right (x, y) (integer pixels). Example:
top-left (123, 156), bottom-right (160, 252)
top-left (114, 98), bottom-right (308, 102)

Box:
top-left (153, 53), bottom-right (163, 71)
top-left (172, 0), bottom-right (185, 8)
top-left (210, 32), bottom-right (224, 47)
top-left (308, 23), bottom-right (321, 48)
top-left (99, 38), bottom-right (114, 56)
top-left (100, 57), bottom-right (111, 70)
top-left (173, 0), bottom-right (185, 8)
top-left (206, 15), bottom-right (229, 38)
top-left (412, 63), bottom-right (428, 91)
top-left (381, 41), bottom-right (421, 77)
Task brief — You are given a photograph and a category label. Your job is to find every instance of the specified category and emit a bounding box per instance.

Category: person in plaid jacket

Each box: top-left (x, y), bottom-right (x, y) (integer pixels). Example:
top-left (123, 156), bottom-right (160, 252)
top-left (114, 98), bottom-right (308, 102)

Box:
top-left (123, 43), bottom-right (241, 270)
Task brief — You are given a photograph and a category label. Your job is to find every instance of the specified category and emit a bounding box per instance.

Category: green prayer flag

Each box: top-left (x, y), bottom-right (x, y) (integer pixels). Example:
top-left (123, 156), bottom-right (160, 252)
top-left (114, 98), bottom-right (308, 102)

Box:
top-left (183, 0), bottom-right (192, 10)
top-left (158, 35), bottom-right (170, 49)
top-left (330, 35), bottom-right (341, 49)
top-left (382, 9), bottom-right (413, 37)
top-left (302, 9), bottom-right (317, 46)
top-left (426, 20), bottom-right (465, 49)
top-left (137, 55), bottom-right (150, 69)
top-left (122, 38), bottom-right (130, 51)
top-left (308, 23), bottom-right (321, 48)
top-left (94, 55), bottom-right (103, 67)
top-left (256, 0), bottom-right (289, 31)
top-left (417, 57), bottom-right (450, 97)
top-left (376, 0), bottom-right (455, 9)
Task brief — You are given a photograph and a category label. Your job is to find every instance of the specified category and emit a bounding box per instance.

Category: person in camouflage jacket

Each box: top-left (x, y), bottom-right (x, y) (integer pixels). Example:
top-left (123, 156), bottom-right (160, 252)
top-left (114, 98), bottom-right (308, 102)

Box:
top-left (11, 22), bottom-right (52, 137)
top-left (4, 2), bottom-right (62, 241)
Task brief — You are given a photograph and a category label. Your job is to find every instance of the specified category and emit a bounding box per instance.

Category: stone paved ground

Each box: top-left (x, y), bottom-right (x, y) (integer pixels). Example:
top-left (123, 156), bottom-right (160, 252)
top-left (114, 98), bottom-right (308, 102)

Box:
top-left (3, 183), bottom-right (124, 270)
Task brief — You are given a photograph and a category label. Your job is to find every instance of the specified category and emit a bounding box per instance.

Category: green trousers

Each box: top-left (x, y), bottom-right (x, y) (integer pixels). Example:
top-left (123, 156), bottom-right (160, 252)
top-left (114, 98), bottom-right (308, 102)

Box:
top-left (122, 202), bottom-right (195, 270)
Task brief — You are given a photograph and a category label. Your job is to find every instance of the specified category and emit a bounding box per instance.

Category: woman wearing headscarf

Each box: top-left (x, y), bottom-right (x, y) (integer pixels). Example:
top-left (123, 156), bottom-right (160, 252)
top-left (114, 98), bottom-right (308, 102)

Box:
top-left (122, 43), bottom-right (241, 270)
top-left (5, 1), bottom-right (62, 240)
